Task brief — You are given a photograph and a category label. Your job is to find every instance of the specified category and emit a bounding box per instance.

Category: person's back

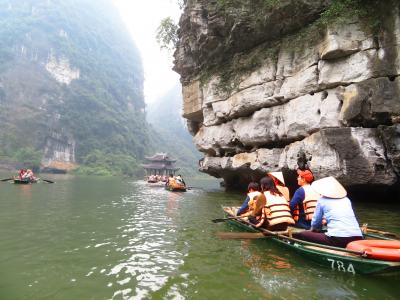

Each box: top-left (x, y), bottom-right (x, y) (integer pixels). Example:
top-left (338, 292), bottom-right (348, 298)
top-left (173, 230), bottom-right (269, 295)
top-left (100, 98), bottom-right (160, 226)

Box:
top-left (237, 182), bottom-right (261, 216)
top-left (264, 191), bottom-right (294, 229)
top-left (290, 169), bottom-right (319, 229)
top-left (293, 177), bottom-right (362, 248)
top-left (315, 196), bottom-right (362, 238)
top-left (255, 176), bottom-right (294, 231)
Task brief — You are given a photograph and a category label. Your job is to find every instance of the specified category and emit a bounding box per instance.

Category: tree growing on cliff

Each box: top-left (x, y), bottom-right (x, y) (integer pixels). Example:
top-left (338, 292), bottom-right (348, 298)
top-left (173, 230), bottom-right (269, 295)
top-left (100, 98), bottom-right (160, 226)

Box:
top-left (156, 17), bottom-right (178, 51)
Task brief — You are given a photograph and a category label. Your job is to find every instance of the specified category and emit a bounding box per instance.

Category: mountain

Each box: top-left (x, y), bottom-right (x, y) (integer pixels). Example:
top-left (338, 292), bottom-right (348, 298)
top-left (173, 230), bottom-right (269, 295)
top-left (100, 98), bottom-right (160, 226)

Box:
top-left (0, 0), bottom-right (153, 175)
top-left (147, 85), bottom-right (202, 176)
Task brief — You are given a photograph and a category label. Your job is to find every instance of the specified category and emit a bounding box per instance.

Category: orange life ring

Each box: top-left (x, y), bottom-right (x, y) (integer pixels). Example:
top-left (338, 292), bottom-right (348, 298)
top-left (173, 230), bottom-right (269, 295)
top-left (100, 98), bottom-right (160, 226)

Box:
top-left (346, 240), bottom-right (400, 262)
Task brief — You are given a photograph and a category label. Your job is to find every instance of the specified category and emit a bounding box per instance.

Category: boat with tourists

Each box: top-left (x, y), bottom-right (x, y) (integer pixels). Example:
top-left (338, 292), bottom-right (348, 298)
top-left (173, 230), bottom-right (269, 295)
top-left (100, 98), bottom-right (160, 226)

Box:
top-left (218, 206), bottom-right (400, 275)
top-left (165, 177), bottom-right (187, 192)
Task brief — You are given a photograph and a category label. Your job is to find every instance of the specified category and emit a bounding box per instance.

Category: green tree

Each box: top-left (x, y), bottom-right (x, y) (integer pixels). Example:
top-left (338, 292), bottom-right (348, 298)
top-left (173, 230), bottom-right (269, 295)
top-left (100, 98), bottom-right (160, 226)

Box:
top-left (156, 17), bottom-right (178, 51)
top-left (13, 147), bottom-right (42, 170)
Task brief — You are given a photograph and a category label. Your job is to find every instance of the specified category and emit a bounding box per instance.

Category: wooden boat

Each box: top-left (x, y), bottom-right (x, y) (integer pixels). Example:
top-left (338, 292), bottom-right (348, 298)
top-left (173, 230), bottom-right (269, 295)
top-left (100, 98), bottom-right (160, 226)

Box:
top-left (165, 179), bottom-right (186, 192)
top-left (221, 206), bottom-right (400, 275)
top-left (13, 178), bottom-right (38, 184)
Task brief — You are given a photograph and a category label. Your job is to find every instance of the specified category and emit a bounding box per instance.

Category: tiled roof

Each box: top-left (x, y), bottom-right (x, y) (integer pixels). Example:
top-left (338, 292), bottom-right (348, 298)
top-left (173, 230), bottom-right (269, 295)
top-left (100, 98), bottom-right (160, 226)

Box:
top-left (145, 152), bottom-right (177, 162)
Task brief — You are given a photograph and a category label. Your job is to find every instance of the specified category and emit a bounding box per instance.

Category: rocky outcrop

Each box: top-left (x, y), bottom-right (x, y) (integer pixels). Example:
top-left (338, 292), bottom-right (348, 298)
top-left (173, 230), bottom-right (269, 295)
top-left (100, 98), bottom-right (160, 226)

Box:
top-left (41, 131), bottom-right (77, 173)
top-left (175, 0), bottom-right (400, 191)
top-left (45, 53), bottom-right (80, 85)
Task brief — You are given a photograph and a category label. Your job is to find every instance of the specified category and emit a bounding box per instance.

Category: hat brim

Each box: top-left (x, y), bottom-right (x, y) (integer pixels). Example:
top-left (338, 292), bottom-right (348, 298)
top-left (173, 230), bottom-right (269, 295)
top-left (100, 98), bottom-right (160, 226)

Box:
top-left (311, 176), bottom-right (347, 199)
top-left (268, 172), bottom-right (285, 185)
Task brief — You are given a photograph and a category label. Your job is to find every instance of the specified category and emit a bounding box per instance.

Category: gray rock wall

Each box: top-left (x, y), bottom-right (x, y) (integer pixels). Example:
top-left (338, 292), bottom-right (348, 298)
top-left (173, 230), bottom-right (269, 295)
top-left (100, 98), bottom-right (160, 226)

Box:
top-left (175, 0), bottom-right (400, 191)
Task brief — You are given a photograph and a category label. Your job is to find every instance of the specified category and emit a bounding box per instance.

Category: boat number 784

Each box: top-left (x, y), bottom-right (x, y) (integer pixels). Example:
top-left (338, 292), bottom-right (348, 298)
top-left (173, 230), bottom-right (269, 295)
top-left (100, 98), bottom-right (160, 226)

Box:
top-left (327, 258), bottom-right (356, 274)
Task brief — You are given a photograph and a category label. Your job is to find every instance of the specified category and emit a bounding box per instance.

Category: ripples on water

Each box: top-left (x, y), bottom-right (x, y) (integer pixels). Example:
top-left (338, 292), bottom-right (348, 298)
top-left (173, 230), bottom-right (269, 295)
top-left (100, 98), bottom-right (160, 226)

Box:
top-left (75, 181), bottom-right (191, 300)
top-left (0, 177), bottom-right (399, 300)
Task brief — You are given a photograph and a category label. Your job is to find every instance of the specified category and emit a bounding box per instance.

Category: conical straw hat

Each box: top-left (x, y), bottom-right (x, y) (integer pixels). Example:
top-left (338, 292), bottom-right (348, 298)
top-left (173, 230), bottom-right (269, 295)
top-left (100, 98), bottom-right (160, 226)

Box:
top-left (311, 176), bottom-right (347, 199)
top-left (268, 172), bottom-right (285, 185)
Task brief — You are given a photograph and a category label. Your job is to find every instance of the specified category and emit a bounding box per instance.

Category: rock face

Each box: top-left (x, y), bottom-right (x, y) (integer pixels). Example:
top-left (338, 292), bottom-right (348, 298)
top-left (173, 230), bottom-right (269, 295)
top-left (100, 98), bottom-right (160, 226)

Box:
top-left (175, 0), bottom-right (400, 192)
top-left (0, 0), bottom-right (149, 173)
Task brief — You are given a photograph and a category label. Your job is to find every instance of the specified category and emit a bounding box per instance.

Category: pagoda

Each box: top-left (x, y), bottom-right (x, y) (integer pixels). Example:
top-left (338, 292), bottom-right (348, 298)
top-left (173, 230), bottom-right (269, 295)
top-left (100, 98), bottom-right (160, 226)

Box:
top-left (142, 153), bottom-right (179, 176)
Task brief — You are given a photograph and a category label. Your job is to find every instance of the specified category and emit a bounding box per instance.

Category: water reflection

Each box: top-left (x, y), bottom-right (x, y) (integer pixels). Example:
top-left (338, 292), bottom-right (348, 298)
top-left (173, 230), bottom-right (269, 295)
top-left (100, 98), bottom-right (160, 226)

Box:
top-left (102, 181), bottom-right (186, 299)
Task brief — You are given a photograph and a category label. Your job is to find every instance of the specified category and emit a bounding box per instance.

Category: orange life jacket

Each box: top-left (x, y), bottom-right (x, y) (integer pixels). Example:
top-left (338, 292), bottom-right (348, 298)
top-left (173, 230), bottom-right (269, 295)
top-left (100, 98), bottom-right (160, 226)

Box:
top-left (293, 185), bottom-right (320, 222)
top-left (264, 191), bottom-right (295, 226)
top-left (248, 191), bottom-right (264, 217)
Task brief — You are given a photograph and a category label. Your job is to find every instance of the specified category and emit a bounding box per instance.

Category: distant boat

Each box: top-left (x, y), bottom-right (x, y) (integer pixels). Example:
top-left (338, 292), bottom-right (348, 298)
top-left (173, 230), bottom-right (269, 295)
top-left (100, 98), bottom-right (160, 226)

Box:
top-left (165, 179), bottom-right (186, 192)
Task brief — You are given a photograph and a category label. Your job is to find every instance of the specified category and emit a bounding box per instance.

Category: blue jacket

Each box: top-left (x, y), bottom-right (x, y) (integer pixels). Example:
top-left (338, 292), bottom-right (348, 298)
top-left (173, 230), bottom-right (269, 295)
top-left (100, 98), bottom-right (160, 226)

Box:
top-left (312, 196), bottom-right (362, 237)
top-left (289, 187), bottom-right (311, 229)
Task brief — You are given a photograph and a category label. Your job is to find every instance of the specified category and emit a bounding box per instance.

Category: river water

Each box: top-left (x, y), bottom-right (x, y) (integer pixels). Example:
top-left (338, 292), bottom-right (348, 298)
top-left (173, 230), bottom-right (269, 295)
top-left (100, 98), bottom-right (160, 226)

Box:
top-left (0, 175), bottom-right (399, 299)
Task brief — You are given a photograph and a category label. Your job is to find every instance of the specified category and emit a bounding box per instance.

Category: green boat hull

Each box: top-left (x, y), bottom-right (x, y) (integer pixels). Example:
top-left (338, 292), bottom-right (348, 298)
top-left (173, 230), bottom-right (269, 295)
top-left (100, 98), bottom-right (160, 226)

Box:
top-left (224, 210), bottom-right (400, 275)
top-left (13, 179), bottom-right (37, 184)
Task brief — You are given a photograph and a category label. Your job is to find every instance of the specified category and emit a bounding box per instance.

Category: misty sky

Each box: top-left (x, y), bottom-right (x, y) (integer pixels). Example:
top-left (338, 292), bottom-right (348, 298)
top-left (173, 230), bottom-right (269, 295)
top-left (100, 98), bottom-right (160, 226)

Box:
top-left (113, 0), bottom-right (181, 104)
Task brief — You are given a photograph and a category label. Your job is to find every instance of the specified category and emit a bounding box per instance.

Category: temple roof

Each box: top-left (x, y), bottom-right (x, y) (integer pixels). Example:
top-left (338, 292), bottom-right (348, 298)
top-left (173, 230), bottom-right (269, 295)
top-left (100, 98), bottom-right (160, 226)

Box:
top-left (145, 152), bottom-right (177, 162)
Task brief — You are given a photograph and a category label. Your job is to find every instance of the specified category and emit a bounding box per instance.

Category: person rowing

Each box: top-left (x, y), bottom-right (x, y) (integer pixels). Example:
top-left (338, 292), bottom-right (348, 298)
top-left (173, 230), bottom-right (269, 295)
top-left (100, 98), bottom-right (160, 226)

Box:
top-left (293, 176), bottom-right (363, 248)
top-left (236, 182), bottom-right (261, 216)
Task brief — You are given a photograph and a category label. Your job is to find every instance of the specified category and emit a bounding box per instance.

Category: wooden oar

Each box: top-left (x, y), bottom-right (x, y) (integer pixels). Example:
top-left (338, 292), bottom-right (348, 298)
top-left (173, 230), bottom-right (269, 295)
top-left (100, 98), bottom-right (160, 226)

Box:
top-left (40, 179), bottom-right (55, 183)
top-left (216, 232), bottom-right (267, 239)
top-left (212, 216), bottom-right (247, 223)
top-left (219, 212), bottom-right (367, 256)
top-left (366, 228), bottom-right (398, 238)
top-left (1, 178), bottom-right (13, 182)
top-left (361, 224), bottom-right (399, 239)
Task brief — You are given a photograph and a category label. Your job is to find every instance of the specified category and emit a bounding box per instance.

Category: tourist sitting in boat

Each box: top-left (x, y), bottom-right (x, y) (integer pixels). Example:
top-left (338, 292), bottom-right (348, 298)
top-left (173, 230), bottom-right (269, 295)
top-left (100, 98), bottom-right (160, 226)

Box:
top-left (166, 174), bottom-right (174, 185)
top-left (22, 169), bottom-right (36, 182)
top-left (238, 186), bottom-right (266, 224)
top-left (236, 182), bottom-right (261, 216)
top-left (175, 174), bottom-right (186, 186)
top-left (18, 169), bottom-right (27, 180)
top-left (289, 169), bottom-right (320, 229)
top-left (293, 176), bottom-right (363, 248)
top-left (254, 176), bottom-right (295, 231)
top-left (268, 171), bottom-right (290, 202)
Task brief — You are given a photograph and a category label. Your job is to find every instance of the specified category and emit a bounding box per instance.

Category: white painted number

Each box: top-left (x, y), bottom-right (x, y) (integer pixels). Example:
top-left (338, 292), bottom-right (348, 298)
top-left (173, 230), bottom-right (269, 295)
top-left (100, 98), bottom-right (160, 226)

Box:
top-left (327, 258), bottom-right (356, 275)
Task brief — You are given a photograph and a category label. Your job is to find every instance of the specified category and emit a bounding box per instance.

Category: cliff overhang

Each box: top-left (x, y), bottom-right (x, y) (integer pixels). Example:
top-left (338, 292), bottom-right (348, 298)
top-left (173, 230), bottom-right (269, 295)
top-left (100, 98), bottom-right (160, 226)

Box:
top-left (174, 0), bottom-right (400, 195)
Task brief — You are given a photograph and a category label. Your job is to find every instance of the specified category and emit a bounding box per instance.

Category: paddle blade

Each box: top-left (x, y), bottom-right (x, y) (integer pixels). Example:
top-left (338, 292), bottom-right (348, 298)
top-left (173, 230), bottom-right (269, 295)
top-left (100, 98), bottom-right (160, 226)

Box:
top-left (216, 232), bottom-right (267, 240)
top-left (212, 218), bottom-right (228, 223)
top-left (42, 179), bottom-right (55, 183)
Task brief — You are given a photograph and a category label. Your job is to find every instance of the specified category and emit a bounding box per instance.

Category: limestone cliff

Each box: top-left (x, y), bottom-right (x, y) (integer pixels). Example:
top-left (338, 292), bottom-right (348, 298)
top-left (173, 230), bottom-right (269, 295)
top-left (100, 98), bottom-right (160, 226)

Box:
top-left (174, 0), bottom-right (400, 193)
top-left (0, 0), bottom-right (149, 174)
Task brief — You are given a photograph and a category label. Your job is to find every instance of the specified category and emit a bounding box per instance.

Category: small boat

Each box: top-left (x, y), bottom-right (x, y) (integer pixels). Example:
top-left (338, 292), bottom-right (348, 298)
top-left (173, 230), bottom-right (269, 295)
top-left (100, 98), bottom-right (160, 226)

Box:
top-left (221, 206), bottom-right (400, 275)
top-left (13, 178), bottom-right (38, 184)
top-left (165, 179), bottom-right (186, 192)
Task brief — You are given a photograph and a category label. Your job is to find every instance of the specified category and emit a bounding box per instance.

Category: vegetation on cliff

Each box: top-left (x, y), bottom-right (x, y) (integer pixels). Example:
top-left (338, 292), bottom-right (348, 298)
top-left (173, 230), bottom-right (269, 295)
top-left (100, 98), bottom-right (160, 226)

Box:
top-left (195, 0), bottom-right (386, 93)
top-left (0, 0), bottom-right (150, 175)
